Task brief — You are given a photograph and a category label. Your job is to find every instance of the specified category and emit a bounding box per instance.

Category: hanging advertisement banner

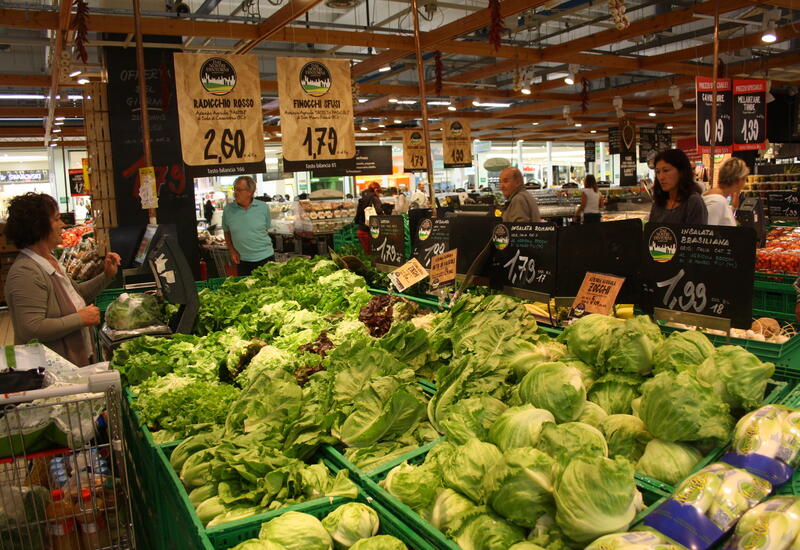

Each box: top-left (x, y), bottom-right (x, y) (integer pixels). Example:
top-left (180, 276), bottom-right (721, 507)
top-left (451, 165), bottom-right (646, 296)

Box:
top-left (584, 140), bottom-right (596, 163)
top-left (69, 169), bottom-right (88, 196)
top-left (403, 129), bottom-right (428, 173)
top-left (442, 119), bottom-right (472, 168)
top-left (655, 124), bottom-right (672, 152)
top-left (733, 79), bottom-right (767, 151)
top-left (173, 53), bottom-right (266, 179)
top-left (638, 127), bottom-right (656, 164)
top-left (277, 57), bottom-right (356, 172)
top-left (608, 127), bottom-right (621, 154)
top-left (620, 119), bottom-right (636, 154)
top-left (696, 77), bottom-right (733, 154)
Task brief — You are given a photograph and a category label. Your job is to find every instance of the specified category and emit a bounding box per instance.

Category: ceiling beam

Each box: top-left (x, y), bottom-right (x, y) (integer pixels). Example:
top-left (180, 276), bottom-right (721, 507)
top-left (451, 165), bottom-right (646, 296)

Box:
top-left (234, 0), bottom-right (325, 54)
top-left (43, 0), bottom-right (73, 145)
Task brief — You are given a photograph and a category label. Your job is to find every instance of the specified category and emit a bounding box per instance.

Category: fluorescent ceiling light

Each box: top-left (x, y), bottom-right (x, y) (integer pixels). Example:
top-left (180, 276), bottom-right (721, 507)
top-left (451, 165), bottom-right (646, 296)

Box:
top-left (55, 116), bottom-right (65, 120)
top-left (0, 94), bottom-right (47, 100)
top-left (69, 70), bottom-right (82, 77)
top-left (666, 125), bottom-right (674, 130)
top-left (388, 98), bottom-right (398, 103)
top-left (590, 130), bottom-right (597, 133)
top-left (396, 99), bottom-right (417, 105)
top-left (358, 98), bottom-right (368, 103)
top-left (574, 123), bottom-right (582, 127)
top-left (521, 87), bottom-right (531, 95)
top-left (474, 139), bottom-right (480, 142)
top-left (762, 20), bottom-right (777, 43)
top-left (564, 75), bottom-right (575, 85)
top-left (67, 95), bottom-right (83, 100)
top-left (52, 128), bottom-right (62, 133)
top-left (648, 111), bottom-right (657, 117)
top-left (447, 105), bottom-right (457, 111)
top-left (393, 119), bottom-right (402, 123)
top-left (532, 122), bottom-right (539, 126)
top-left (473, 101), bottom-right (511, 108)
top-left (360, 125), bottom-right (368, 131)
top-left (379, 66), bottom-right (392, 72)
top-left (428, 100), bottom-right (451, 106)
top-left (564, 64), bottom-right (579, 86)
top-left (276, 132), bottom-right (282, 136)
top-left (378, 123), bottom-right (386, 127)
top-left (77, 78), bottom-right (90, 85)
top-left (50, 142), bottom-right (57, 147)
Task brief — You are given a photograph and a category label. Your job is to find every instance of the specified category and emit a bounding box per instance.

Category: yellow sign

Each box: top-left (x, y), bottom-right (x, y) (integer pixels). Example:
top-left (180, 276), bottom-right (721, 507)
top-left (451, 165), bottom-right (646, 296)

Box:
top-left (443, 119), bottom-right (472, 168)
top-left (139, 166), bottom-right (158, 209)
top-left (174, 53), bottom-right (265, 179)
top-left (403, 130), bottom-right (428, 173)
top-left (389, 258), bottom-right (428, 292)
top-left (277, 57), bottom-right (356, 165)
top-left (81, 158), bottom-right (91, 193)
top-left (429, 249), bottom-right (457, 289)
top-left (571, 272), bottom-right (625, 317)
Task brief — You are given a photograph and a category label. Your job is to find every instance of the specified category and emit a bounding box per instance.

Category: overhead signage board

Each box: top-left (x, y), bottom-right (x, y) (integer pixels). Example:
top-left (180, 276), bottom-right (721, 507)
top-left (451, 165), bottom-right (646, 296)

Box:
top-left (608, 126), bottom-right (621, 155)
top-left (173, 53), bottom-right (266, 179)
top-left (403, 129), bottom-right (429, 172)
top-left (310, 145), bottom-right (393, 177)
top-left (696, 77), bottom-right (733, 154)
top-left (620, 152), bottom-right (638, 186)
top-left (639, 223), bottom-right (756, 329)
top-left (412, 218), bottom-right (452, 270)
top-left (277, 57), bottom-right (356, 173)
top-left (442, 119), bottom-right (472, 168)
top-left (490, 222), bottom-right (557, 298)
top-left (639, 127), bottom-right (656, 163)
top-left (620, 119), bottom-right (636, 154)
top-left (733, 79), bottom-right (767, 151)
top-left (571, 272), bottom-right (625, 317)
top-left (655, 124), bottom-right (672, 152)
top-left (0, 169), bottom-right (50, 183)
top-left (556, 219), bottom-right (642, 304)
top-left (369, 215), bottom-right (407, 269)
top-left (69, 169), bottom-right (88, 196)
top-left (584, 140), bottom-right (596, 163)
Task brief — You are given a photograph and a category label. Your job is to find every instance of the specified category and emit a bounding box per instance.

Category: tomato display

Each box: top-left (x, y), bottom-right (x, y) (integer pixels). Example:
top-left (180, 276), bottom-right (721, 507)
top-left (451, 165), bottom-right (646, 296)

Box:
top-left (755, 226), bottom-right (800, 275)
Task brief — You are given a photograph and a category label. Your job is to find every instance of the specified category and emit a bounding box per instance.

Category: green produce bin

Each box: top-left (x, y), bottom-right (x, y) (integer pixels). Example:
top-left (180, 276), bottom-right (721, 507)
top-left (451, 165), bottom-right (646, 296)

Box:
top-left (321, 438), bottom-right (444, 484)
top-left (359, 442), bottom-right (669, 550)
top-left (752, 279), bottom-right (798, 322)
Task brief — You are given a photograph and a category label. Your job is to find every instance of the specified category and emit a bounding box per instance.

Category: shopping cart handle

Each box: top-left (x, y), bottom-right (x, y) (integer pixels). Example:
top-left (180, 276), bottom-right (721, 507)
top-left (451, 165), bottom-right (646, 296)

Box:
top-left (0, 370), bottom-right (121, 405)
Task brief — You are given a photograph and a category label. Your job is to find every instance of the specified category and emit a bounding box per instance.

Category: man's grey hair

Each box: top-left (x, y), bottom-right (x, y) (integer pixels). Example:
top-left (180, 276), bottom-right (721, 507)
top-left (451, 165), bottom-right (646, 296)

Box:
top-left (234, 175), bottom-right (257, 192)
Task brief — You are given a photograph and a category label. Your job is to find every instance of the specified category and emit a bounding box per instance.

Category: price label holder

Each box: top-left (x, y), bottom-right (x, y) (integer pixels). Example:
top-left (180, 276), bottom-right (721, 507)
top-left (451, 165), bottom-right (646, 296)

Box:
top-left (413, 218), bottom-right (452, 270)
top-left (489, 222), bottom-right (557, 302)
top-left (639, 223), bottom-right (756, 330)
top-left (370, 215), bottom-right (408, 272)
top-left (569, 272), bottom-right (625, 318)
top-left (653, 308), bottom-right (731, 340)
top-left (767, 191), bottom-right (800, 220)
top-left (452, 214), bottom-right (501, 286)
top-left (429, 249), bottom-right (457, 292)
top-left (388, 258), bottom-right (428, 293)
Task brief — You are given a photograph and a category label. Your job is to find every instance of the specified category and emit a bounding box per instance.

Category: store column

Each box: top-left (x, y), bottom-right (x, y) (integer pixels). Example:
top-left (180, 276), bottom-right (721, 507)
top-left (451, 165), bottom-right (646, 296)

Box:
top-left (103, 37), bottom-right (199, 277)
top-left (546, 141), bottom-right (554, 187)
top-left (599, 143), bottom-right (606, 182)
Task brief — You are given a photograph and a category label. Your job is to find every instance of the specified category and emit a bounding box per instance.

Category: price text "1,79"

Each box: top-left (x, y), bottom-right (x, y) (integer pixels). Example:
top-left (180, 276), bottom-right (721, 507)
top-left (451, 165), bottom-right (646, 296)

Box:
top-left (503, 249), bottom-right (541, 286)
top-left (376, 238), bottom-right (400, 264)
top-left (302, 127), bottom-right (338, 159)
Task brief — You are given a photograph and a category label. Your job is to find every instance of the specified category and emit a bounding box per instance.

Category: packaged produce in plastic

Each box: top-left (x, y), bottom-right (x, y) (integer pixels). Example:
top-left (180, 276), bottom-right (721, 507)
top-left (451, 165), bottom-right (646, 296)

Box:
top-left (724, 496), bottom-right (800, 550)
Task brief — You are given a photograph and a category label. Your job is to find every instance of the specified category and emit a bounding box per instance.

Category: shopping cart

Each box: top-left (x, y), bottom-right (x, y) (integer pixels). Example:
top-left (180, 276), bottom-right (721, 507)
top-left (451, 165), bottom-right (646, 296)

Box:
top-left (0, 370), bottom-right (136, 549)
top-left (201, 244), bottom-right (236, 277)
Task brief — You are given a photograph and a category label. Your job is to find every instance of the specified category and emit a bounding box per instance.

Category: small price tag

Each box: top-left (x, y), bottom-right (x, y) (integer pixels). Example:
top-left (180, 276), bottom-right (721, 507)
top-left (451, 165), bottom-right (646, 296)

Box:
top-left (571, 272), bottom-right (625, 317)
top-left (429, 249), bottom-right (457, 290)
top-left (139, 166), bottom-right (158, 209)
top-left (388, 258), bottom-right (428, 292)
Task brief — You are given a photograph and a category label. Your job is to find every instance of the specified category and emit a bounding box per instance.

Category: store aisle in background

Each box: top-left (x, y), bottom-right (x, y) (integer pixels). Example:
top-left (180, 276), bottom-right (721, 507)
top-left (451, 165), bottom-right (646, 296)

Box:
top-left (0, 311), bottom-right (13, 346)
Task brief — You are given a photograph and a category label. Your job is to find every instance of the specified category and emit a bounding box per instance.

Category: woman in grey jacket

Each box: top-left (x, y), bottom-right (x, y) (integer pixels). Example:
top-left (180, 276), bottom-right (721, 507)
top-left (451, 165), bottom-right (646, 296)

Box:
top-left (4, 193), bottom-right (120, 366)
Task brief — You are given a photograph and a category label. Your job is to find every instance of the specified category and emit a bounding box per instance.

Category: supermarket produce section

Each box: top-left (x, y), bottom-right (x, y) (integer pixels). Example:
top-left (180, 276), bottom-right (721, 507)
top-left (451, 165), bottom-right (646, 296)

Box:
top-left (107, 256), bottom-right (799, 550)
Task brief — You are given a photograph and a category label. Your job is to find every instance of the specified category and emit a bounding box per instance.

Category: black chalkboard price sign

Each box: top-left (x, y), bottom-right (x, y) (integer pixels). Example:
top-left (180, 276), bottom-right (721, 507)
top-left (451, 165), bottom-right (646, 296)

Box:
top-left (639, 223), bottom-right (756, 329)
top-left (767, 191), bottom-right (800, 219)
top-left (608, 127), bottom-right (621, 155)
top-left (369, 215), bottom-right (407, 269)
top-left (490, 222), bottom-right (557, 298)
top-left (412, 218), bottom-right (452, 269)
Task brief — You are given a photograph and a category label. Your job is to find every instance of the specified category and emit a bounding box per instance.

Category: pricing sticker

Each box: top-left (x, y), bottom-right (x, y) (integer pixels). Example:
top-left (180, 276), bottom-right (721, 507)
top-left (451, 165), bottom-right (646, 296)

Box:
top-left (429, 249), bottom-right (457, 290)
top-left (139, 166), bottom-right (158, 209)
top-left (389, 258), bottom-right (428, 292)
top-left (571, 272), bottom-right (625, 317)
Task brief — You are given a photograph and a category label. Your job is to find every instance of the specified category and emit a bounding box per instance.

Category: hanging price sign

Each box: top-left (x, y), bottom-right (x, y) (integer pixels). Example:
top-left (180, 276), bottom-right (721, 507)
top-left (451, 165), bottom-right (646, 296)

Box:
top-left (639, 223), bottom-right (756, 329)
top-left (639, 127), bottom-right (656, 163)
top-left (430, 249), bottom-right (457, 290)
top-left (696, 77), bottom-right (733, 154)
top-left (413, 218), bottom-right (452, 269)
top-left (403, 130), bottom-right (428, 172)
top-left (490, 222), bottom-right (557, 298)
top-left (767, 191), bottom-right (800, 219)
top-left (608, 127), bottom-right (621, 155)
top-left (388, 258), bottom-right (428, 292)
top-left (174, 53), bottom-right (266, 179)
top-left (584, 140), bottom-right (596, 163)
top-left (277, 57), bottom-right (356, 172)
top-left (369, 215), bottom-right (407, 269)
top-left (733, 79), bottom-right (767, 151)
top-left (443, 119), bottom-right (472, 168)
top-left (571, 272), bottom-right (625, 317)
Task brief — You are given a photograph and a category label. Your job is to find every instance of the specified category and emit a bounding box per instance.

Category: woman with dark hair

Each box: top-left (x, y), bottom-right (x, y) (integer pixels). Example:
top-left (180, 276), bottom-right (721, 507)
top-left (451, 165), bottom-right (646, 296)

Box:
top-left (648, 149), bottom-right (708, 225)
top-left (575, 174), bottom-right (603, 223)
top-left (354, 181), bottom-right (384, 254)
top-left (4, 193), bottom-right (120, 366)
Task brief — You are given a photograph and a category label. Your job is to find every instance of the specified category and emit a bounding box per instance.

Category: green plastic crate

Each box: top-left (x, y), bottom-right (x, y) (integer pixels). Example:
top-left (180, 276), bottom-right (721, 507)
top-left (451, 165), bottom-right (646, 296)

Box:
top-left (755, 271), bottom-right (799, 285)
top-left (752, 279), bottom-right (798, 321)
top-left (360, 443), bottom-right (668, 550)
top-left (207, 490), bottom-right (437, 550)
top-left (321, 438), bottom-right (445, 484)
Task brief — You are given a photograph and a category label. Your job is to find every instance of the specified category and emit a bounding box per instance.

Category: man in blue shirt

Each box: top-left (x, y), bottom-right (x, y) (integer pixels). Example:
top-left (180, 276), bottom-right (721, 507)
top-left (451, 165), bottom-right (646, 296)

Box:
top-left (222, 175), bottom-right (274, 276)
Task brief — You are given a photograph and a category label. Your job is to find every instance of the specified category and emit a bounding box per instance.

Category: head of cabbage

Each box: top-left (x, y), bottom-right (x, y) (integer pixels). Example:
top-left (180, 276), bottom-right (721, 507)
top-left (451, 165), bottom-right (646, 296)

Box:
top-left (536, 422), bottom-right (608, 468)
top-left (635, 439), bottom-right (702, 486)
top-left (321, 503), bottom-right (379, 548)
top-left (259, 511), bottom-right (333, 550)
top-left (652, 330), bottom-right (715, 374)
top-left (518, 362), bottom-right (587, 423)
top-left (601, 414), bottom-right (652, 463)
top-left (488, 447), bottom-right (556, 528)
top-left (488, 405), bottom-right (555, 451)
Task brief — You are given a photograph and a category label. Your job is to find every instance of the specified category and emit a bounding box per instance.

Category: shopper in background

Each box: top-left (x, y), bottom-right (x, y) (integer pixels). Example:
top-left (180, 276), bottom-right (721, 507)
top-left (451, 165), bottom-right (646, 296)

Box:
top-left (410, 182), bottom-right (428, 209)
top-left (648, 149), bottom-right (708, 225)
top-left (4, 192), bottom-right (120, 366)
top-left (575, 174), bottom-right (603, 223)
top-left (394, 185), bottom-right (410, 214)
top-left (222, 175), bottom-right (274, 276)
top-left (703, 157), bottom-right (748, 226)
top-left (354, 181), bottom-right (383, 254)
top-left (203, 199), bottom-right (215, 224)
top-left (499, 167), bottom-right (542, 222)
